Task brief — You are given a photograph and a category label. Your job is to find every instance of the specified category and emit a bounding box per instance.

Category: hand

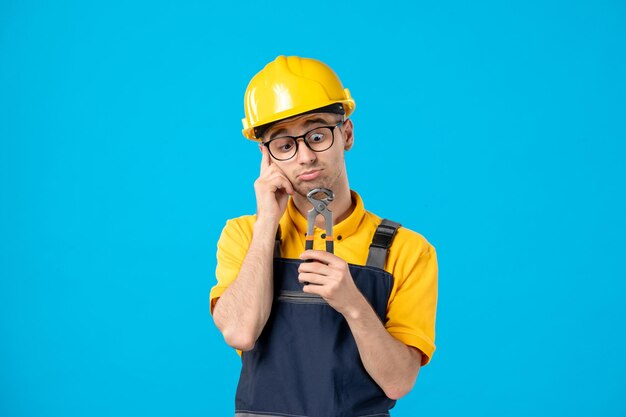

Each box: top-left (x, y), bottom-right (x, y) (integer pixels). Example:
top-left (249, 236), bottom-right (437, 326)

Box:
top-left (298, 250), bottom-right (366, 316)
top-left (254, 145), bottom-right (294, 224)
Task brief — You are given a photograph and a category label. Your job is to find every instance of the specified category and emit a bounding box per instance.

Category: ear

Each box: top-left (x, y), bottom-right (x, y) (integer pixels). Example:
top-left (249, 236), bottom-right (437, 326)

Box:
top-left (342, 119), bottom-right (354, 151)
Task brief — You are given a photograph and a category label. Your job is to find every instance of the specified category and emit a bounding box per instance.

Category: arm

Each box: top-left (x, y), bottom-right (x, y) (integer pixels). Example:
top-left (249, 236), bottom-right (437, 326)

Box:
top-left (298, 251), bottom-right (422, 400)
top-left (212, 220), bottom-right (278, 351)
top-left (212, 146), bottom-right (293, 351)
top-left (342, 293), bottom-right (422, 399)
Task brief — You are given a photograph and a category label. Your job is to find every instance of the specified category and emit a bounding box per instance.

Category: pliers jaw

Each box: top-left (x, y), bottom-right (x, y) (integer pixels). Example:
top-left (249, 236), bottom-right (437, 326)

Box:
top-left (305, 188), bottom-right (335, 254)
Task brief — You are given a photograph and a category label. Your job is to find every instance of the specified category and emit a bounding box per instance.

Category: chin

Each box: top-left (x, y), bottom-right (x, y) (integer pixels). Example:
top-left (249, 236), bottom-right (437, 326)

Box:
top-left (295, 182), bottom-right (327, 196)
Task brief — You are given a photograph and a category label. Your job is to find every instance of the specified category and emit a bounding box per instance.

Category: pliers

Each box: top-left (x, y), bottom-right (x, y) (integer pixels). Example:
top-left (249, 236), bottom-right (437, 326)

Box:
top-left (305, 188), bottom-right (335, 254)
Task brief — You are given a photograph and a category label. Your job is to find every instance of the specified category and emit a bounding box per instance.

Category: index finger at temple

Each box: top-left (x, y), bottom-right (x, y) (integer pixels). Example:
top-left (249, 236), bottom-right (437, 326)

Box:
top-left (260, 144), bottom-right (271, 172)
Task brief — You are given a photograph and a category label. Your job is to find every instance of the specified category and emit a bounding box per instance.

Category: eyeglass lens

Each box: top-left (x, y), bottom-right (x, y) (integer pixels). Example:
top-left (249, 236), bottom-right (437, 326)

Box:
top-left (268, 126), bottom-right (334, 160)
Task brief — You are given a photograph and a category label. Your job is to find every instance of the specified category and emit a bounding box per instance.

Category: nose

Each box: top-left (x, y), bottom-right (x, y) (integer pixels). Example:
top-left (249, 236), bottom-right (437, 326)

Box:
top-left (295, 138), bottom-right (317, 164)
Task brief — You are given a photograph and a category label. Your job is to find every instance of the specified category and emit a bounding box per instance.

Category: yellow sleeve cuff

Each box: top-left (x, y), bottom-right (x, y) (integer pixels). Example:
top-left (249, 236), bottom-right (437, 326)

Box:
top-left (388, 330), bottom-right (436, 366)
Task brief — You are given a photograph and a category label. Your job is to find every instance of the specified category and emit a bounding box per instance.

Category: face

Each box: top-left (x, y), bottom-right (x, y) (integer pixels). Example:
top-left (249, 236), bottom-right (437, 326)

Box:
top-left (262, 113), bottom-right (354, 197)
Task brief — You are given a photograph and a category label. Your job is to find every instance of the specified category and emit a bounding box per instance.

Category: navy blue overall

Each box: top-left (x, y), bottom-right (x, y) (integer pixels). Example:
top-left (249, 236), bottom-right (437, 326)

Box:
top-left (235, 220), bottom-right (402, 417)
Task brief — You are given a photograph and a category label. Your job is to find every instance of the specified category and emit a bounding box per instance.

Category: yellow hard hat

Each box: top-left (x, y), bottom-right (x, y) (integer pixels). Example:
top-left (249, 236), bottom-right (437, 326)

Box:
top-left (242, 55), bottom-right (356, 141)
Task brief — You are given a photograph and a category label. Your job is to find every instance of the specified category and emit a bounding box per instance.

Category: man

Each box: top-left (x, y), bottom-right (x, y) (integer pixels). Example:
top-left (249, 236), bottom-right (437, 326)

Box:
top-left (210, 55), bottom-right (438, 417)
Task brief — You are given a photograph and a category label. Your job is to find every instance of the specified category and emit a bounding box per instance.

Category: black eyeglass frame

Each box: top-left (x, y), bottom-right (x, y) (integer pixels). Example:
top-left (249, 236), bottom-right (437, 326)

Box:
top-left (262, 121), bottom-right (345, 161)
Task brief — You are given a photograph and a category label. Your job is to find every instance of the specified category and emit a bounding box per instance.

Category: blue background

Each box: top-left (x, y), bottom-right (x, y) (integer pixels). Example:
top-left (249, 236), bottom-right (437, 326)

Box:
top-left (2, 1), bottom-right (625, 416)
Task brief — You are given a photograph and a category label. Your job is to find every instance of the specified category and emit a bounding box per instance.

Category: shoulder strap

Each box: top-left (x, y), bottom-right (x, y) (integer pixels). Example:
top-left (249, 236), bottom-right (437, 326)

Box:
top-left (366, 219), bottom-right (402, 269)
top-left (274, 226), bottom-right (282, 258)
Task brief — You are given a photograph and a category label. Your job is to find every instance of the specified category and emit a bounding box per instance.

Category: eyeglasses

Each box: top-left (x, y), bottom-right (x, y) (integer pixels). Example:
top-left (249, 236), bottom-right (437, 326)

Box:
top-left (263, 121), bottom-right (344, 161)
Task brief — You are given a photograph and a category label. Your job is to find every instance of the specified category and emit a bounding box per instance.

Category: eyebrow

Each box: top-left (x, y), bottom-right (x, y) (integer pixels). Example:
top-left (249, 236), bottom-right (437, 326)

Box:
top-left (267, 117), bottom-right (336, 140)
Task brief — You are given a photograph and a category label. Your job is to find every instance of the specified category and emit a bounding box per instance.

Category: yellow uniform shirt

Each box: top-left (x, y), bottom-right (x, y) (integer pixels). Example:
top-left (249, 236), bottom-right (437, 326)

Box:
top-left (210, 190), bottom-right (438, 365)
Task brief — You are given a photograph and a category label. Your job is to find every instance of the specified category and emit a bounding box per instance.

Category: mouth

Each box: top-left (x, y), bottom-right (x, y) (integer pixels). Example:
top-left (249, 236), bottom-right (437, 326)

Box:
top-left (298, 169), bottom-right (322, 181)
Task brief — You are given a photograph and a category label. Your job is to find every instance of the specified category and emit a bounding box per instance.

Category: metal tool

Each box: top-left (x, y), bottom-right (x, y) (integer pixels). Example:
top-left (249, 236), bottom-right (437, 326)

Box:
top-left (306, 188), bottom-right (334, 254)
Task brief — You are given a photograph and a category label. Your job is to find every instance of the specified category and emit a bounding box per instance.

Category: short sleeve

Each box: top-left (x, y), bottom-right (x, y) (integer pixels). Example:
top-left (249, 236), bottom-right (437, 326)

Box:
top-left (209, 217), bottom-right (254, 314)
top-left (384, 235), bottom-right (438, 366)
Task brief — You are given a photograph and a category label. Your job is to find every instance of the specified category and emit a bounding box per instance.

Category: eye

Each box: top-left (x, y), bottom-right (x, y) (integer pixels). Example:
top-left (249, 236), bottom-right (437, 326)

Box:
top-left (279, 142), bottom-right (294, 151)
top-left (270, 138), bottom-right (295, 153)
top-left (308, 133), bottom-right (325, 143)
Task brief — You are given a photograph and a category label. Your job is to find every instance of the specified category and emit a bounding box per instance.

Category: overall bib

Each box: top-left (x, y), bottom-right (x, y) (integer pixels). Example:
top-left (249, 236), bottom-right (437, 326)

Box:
top-left (235, 220), bottom-right (401, 417)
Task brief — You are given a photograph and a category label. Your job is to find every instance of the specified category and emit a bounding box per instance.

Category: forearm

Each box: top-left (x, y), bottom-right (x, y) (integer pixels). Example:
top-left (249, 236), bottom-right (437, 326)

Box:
top-left (344, 295), bottom-right (422, 400)
top-left (213, 219), bottom-right (277, 351)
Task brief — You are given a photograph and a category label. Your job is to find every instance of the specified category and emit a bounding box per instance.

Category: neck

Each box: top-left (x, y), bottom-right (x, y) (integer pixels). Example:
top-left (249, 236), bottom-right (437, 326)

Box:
top-left (292, 179), bottom-right (354, 229)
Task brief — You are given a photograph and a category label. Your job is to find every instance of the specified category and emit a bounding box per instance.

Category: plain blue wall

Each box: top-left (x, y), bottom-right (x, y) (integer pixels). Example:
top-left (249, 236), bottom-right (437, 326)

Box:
top-left (2, 1), bottom-right (625, 416)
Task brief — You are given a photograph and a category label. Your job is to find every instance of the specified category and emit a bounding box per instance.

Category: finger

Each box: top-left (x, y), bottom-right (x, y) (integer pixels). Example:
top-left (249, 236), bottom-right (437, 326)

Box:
top-left (259, 144), bottom-right (271, 173)
top-left (298, 261), bottom-right (331, 275)
top-left (302, 282), bottom-right (325, 297)
top-left (269, 172), bottom-right (294, 195)
top-left (266, 174), bottom-right (293, 194)
top-left (298, 272), bottom-right (327, 285)
top-left (299, 250), bottom-right (341, 266)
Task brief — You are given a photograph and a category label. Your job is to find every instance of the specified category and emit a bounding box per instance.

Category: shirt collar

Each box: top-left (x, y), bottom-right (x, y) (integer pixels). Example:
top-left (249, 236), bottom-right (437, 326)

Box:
top-left (284, 190), bottom-right (366, 240)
